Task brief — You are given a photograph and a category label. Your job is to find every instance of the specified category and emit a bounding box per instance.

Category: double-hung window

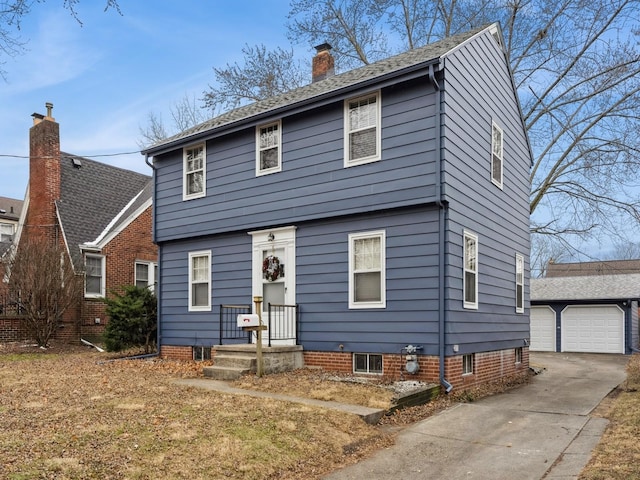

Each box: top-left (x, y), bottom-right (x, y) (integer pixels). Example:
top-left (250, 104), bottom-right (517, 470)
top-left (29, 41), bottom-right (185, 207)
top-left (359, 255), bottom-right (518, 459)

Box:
top-left (183, 144), bottom-right (206, 200)
top-left (463, 231), bottom-right (478, 309)
top-left (135, 261), bottom-right (158, 292)
top-left (344, 91), bottom-right (381, 166)
top-left (189, 251), bottom-right (211, 311)
top-left (85, 254), bottom-right (105, 298)
top-left (491, 122), bottom-right (503, 188)
top-left (256, 121), bottom-right (282, 175)
top-left (515, 253), bottom-right (524, 313)
top-left (349, 230), bottom-right (385, 308)
top-left (0, 223), bottom-right (14, 242)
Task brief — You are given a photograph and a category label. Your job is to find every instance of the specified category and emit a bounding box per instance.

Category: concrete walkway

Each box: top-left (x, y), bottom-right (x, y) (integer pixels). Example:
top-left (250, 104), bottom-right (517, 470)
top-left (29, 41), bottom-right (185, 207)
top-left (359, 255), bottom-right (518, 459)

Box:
top-left (176, 352), bottom-right (628, 479)
top-left (175, 377), bottom-right (386, 424)
top-left (323, 352), bottom-right (628, 480)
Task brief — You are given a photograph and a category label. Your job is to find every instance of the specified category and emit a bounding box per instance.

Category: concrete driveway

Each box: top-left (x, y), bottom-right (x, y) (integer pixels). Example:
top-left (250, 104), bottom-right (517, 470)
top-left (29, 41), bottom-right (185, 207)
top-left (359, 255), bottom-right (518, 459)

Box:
top-left (324, 352), bottom-right (628, 480)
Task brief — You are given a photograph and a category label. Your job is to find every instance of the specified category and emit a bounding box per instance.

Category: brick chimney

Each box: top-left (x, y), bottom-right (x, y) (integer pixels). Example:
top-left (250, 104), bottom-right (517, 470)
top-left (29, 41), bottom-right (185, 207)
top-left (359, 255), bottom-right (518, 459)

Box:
top-left (28, 102), bottom-right (61, 241)
top-left (312, 43), bottom-right (335, 83)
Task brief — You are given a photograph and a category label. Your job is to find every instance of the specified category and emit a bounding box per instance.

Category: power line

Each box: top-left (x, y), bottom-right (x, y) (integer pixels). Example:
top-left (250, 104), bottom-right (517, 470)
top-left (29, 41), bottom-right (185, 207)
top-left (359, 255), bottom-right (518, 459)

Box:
top-left (0, 150), bottom-right (142, 159)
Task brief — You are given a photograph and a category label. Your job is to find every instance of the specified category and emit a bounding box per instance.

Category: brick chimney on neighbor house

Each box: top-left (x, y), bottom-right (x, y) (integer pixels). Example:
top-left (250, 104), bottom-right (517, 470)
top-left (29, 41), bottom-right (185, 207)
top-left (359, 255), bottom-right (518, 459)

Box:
top-left (312, 43), bottom-right (335, 83)
top-left (28, 102), bottom-right (61, 241)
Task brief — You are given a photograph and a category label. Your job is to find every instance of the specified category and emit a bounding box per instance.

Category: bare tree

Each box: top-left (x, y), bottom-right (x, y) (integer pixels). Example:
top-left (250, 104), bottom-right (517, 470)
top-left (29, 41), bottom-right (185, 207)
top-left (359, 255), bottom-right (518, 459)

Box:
top-left (143, 46), bottom-right (307, 145)
top-left (4, 238), bottom-right (81, 347)
top-left (284, 0), bottom-right (640, 253)
top-left (0, 0), bottom-right (121, 79)
top-left (138, 93), bottom-right (210, 148)
top-left (202, 44), bottom-right (308, 113)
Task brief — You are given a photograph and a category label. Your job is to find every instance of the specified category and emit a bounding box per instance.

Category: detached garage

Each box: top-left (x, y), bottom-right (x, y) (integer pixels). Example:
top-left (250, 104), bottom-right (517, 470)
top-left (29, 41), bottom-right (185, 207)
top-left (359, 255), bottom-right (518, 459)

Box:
top-left (531, 274), bottom-right (640, 354)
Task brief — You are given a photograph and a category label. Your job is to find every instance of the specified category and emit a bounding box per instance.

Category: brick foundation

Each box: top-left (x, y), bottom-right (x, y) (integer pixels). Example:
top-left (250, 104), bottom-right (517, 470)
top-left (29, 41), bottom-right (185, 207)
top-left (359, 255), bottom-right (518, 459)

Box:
top-left (160, 344), bottom-right (529, 391)
top-left (303, 348), bottom-right (529, 390)
top-left (160, 345), bottom-right (196, 361)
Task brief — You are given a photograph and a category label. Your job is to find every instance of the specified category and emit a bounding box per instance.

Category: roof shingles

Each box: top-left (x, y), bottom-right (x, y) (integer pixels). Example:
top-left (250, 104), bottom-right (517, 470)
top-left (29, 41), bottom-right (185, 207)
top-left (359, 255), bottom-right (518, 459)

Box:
top-left (143, 25), bottom-right (489, 154)
top-left (56, 154), bottom-right (150, 268)
top-left (531, 274), bottom-right (640, 302)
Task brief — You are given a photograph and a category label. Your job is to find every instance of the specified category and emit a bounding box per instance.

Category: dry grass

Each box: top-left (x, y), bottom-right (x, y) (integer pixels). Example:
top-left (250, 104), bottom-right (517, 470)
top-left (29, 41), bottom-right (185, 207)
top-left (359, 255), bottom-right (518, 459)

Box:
top-left (580, 353), bottom-right (640, 480)
top-left (232, 369), bottom-right (395, 409)
top-left (0, 345), bottom-right (394, 480)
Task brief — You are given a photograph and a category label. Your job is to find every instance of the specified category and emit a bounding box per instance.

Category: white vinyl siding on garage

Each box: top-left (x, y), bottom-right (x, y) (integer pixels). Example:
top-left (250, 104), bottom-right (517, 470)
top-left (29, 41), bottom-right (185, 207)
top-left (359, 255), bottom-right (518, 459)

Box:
top-left (561, 305), bottom-right (624, 354)
top-left (530, 306), bottom-right (556, 351)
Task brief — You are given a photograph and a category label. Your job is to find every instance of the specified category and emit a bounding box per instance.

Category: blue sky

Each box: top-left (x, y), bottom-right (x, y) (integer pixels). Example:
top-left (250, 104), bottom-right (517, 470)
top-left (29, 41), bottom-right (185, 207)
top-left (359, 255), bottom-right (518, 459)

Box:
top-left (0, 1), bottom-right (295, 200)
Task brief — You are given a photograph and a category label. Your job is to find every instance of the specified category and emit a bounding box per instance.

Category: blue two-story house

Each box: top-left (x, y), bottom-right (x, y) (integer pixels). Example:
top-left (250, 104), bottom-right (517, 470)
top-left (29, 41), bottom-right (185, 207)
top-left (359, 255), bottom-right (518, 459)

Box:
top-left (142, 23), bottom-right (532, 391)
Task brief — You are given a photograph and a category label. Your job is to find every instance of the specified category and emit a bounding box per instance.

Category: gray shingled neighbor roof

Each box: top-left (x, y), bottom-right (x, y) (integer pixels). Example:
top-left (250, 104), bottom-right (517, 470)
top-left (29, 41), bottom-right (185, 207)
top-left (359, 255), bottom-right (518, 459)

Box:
top-left (56, 153), bottom-right (151, 269)
top-left (0, 196), bottom-right (23, 222)
top-left (143, 24), bottom-right (490, 155)
top-left (531, 274), bottom-right (640, 302)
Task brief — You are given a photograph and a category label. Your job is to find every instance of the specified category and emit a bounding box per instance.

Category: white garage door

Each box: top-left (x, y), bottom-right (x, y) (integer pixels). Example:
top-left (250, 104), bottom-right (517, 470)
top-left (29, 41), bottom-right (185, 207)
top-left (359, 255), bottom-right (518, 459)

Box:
top-left (530, 306), bottom-right (556, 351)
top-left (562, 305), bottom-right (624, 354)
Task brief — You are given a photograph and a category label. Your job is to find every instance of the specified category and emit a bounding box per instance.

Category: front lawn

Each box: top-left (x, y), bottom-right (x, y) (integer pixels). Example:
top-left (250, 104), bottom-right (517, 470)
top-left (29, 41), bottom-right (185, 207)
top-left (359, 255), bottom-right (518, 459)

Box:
top-left (0, 347), bottom-right (392, 479)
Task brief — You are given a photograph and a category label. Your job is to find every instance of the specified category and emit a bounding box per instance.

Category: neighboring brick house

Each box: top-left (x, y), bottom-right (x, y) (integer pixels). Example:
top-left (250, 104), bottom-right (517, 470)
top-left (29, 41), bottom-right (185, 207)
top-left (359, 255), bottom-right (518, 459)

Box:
top-left (8, 103), bottom-right (157, 342)
top-left (546, 259), bottom-right (640, 277)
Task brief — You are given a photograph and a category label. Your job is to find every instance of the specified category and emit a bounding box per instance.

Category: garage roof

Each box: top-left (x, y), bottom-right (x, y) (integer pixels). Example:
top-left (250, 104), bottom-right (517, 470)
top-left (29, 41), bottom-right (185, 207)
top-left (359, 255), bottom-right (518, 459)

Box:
top-left (531, 274), bottom-right (640, 301)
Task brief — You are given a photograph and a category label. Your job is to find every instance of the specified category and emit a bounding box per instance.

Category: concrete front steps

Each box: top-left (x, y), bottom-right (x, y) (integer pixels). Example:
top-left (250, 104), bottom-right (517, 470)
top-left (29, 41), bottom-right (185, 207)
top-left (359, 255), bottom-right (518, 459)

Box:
top-left (203, 344), bottom-right (304, 380)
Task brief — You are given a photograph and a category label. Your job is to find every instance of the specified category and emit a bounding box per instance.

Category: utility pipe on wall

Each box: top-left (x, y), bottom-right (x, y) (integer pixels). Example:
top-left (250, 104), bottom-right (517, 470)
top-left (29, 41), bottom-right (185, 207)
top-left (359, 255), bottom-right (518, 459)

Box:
top-left (429, 63), bottom-right (453, 394)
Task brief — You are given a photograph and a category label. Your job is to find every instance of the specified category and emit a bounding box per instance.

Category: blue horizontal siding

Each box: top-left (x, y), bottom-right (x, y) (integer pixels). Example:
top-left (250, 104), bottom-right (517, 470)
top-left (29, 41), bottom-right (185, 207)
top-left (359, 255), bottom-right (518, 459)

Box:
top-left (441, 30), bottom-right (530, 352)
top-left (153, 77), bottom-right (439, 242)
top-left (158, 206), bottom-right (443, 354)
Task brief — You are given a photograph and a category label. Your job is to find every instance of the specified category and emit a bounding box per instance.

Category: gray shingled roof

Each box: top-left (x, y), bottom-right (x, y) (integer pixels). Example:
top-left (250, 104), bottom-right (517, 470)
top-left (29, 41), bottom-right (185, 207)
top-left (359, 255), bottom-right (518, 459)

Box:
top-left (531, 274), bottom-right (640, 302)
top-left (95, 179), bottom-right (153, 243)
top-left (143, 24), bottom-right (490, 155)
top-left (56, 153), bottom-right (151, 269)
top-left (0, 196), bottom-right (23, 222)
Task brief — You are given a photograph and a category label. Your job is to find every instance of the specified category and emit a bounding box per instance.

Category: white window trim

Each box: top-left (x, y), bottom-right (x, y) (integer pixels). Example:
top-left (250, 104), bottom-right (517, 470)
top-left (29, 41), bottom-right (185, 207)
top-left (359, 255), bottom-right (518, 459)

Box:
top-left (515, 347), bottom-right (523, 364)
top-left (491, 121), bottom-right (504, 189)
top-left (344, 90), bottom-right (382, 167)
top-left (348, 230), bottom-right (386, 309)
top-left (188, 250), bottom-right (211, 312)
top-left (84, 254), bottom-right (105, 298)
top-left (462, 353), bottom-right (474, 375)
top-left (135, 260), bottom-right (157, 292)
top-left (0, 222), bottom-right (14, 242)
top-left (515, 253), bottom-right (524, 314)
top-left (353, 353), bottom-right (383, 375)
top-left (183, 143), bottom-right (206, 200)
top-left (463, 230), bottom-right (478, 310)
top-left (256, 120), bottom-right (282, 176)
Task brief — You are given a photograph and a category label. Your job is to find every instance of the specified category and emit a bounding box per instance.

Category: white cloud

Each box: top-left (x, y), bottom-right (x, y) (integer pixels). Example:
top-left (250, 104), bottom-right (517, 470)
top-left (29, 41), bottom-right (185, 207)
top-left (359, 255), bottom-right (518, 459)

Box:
top-left (1, 11), bottom-right (102, 95)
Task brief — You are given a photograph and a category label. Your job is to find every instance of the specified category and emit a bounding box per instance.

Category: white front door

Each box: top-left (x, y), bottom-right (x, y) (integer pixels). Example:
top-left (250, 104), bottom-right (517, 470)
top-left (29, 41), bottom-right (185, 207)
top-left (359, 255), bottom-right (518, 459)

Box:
top-left (249, 226), bottom-right (296, 345)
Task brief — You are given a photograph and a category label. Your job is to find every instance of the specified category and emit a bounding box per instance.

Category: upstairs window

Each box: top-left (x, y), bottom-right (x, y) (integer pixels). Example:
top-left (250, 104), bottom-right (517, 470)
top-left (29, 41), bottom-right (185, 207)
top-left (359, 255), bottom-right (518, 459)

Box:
top-left (189, 251), bottom-right (211, 311)
top-left (515, 254), bottom-right (524, 313)
top-left (183, 144), bottom-right (206, 200)
top-left (85, 254), bottom-right (105, 298)
top-left (491, 122), bottom-right (503, 188)
top-left (463, 231), bottom-right (478, 309)
top-left (344, 91), bottom-right (381, 166)
top-left (0, 223), bottom-right (14, 242)
top-left (135, 261), bottom-right (158, 292)
top-left (349, 230), bottom-right (386, 309)
top-left (256, 121), bottom-right (282, 175)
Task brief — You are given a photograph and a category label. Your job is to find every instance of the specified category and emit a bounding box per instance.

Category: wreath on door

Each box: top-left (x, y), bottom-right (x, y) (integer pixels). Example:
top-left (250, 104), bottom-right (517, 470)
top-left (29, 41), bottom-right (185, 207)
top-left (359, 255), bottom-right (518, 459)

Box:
top-left (262, 255), bottom-right (281, 282)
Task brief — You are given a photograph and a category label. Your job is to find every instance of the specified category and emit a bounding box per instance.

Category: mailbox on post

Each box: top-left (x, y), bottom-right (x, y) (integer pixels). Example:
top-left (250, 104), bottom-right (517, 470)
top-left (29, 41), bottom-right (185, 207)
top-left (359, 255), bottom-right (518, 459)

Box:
top-left (237, 314), bottom-right (260, 328)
